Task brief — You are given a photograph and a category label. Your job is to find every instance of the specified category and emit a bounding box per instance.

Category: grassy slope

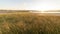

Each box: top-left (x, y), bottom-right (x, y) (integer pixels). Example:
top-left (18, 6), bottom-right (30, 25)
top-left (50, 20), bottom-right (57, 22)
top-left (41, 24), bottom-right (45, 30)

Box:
top-left (0, 12), bottom-right (60, 34)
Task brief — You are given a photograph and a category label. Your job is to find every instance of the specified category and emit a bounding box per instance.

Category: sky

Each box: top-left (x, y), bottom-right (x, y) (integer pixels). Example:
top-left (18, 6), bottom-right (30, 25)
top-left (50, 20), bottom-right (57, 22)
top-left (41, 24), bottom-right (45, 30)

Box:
top-left (0, 0), bottom-right (60, 10)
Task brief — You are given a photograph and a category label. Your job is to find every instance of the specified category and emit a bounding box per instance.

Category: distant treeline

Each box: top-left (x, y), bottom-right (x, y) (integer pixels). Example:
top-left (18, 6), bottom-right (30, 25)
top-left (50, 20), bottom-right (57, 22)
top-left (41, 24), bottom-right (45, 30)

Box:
top-left (0, 10), bottom-right (30, 13)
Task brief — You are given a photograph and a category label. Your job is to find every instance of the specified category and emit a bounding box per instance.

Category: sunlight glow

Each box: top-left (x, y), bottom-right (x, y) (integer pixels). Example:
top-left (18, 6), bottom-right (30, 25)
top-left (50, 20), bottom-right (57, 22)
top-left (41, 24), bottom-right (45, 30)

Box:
top-left (0, 0), bottom-right (60, 11)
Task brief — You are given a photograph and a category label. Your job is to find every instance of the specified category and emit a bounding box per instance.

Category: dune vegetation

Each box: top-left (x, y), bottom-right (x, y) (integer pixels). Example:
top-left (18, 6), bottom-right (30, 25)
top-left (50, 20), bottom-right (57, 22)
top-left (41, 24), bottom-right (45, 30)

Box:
top-left (0, 12), bottom-right (60, 34)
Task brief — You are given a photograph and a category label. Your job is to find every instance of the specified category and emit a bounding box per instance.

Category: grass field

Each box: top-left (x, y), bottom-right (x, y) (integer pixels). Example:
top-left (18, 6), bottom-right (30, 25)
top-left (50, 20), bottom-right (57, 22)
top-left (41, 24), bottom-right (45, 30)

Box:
top-left (0, 12), bottom-right (60, 34)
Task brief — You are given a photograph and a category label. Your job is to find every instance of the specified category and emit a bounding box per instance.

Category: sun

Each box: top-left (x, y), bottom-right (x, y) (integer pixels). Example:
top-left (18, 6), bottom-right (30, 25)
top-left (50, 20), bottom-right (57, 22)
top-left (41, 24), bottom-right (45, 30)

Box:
top-left (40, 6), bottom-right (53, 11)
top-left (37, 2), bottom-right (56, 11)
top-left (36, 4), bottom-right (55, 13)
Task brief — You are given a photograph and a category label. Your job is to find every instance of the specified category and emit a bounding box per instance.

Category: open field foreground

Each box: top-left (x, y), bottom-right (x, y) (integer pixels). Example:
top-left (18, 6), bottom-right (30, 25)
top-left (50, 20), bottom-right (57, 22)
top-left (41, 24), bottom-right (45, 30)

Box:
top-left (0, 12), bottom-right (60, 34)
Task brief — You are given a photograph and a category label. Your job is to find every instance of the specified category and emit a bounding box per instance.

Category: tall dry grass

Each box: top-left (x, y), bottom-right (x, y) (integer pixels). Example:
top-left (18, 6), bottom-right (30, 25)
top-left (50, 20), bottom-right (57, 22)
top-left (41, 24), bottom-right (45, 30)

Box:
top-left (0, 13), bottom-right (59, 34)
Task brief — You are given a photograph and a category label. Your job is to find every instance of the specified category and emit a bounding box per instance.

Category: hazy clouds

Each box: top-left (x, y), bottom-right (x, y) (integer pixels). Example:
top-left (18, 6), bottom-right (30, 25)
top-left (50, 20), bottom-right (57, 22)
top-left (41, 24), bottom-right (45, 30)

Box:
top-left (0, 0), bottom-right (60, 10)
